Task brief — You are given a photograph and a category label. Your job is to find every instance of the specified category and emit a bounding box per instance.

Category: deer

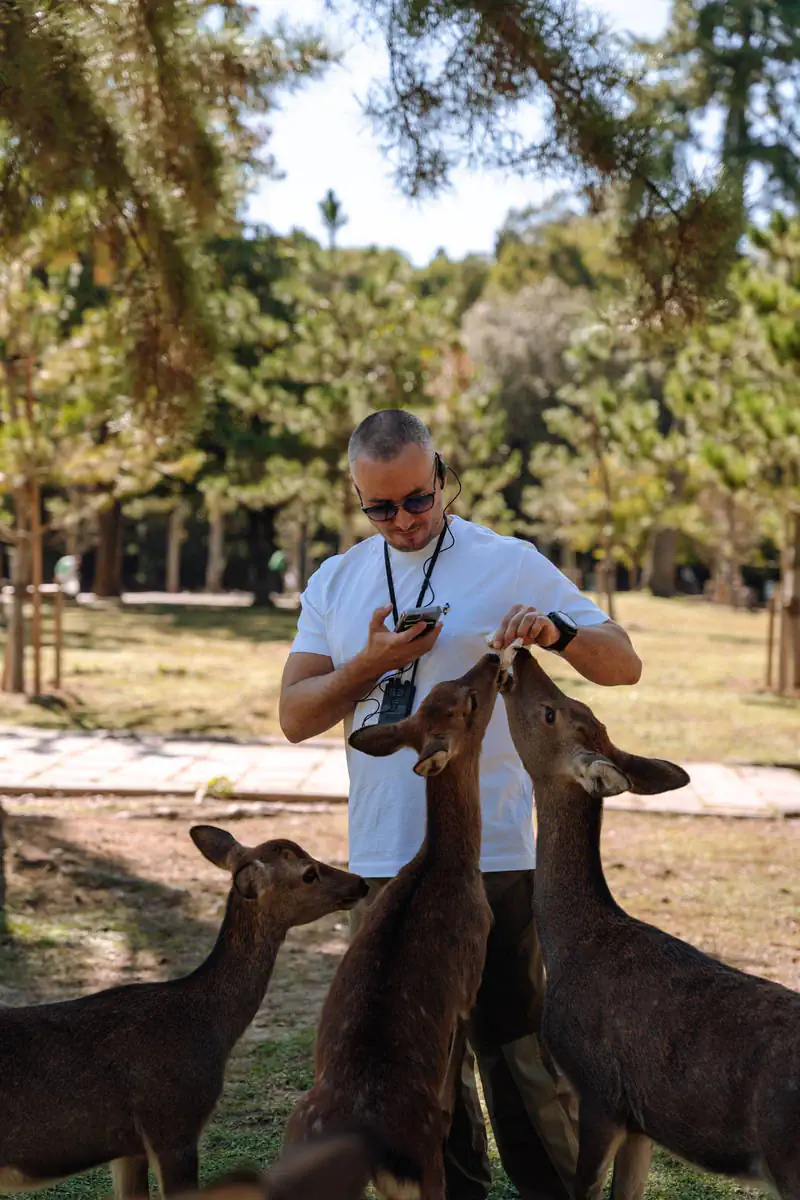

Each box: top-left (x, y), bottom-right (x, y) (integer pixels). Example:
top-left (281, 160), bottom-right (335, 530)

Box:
top-left (0, 827), bottom-right (367, 1199)
top-left (284, 652), bottom-right (504, 1200)
top-left (500, 647), bottom-right (800, 1200)
top-left (164, 1128), bottom-right (407, 1200)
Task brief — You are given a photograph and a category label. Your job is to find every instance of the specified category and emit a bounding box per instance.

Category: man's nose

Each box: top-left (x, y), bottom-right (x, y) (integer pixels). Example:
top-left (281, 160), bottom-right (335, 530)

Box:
top-left (394, 507), bottom-right (415, 530)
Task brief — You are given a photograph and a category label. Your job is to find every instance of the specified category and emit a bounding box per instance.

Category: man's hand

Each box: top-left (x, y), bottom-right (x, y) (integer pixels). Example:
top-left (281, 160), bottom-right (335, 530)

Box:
top-left (491, 605), bottom-right (560, 650)
top-left (357, 604), bottom-right (442, 676)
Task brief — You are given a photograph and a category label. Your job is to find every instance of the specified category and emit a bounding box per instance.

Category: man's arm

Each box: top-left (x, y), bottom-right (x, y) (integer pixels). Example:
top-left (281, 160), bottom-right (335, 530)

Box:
top-left (279, 604), bottom-right (443, 743)
top-left (493, 607), bottom-right (641, 687)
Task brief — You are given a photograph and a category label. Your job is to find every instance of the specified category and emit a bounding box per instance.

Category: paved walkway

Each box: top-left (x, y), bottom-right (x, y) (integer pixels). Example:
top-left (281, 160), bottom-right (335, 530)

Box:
top-left (0, 726), bottom-right (798, 818)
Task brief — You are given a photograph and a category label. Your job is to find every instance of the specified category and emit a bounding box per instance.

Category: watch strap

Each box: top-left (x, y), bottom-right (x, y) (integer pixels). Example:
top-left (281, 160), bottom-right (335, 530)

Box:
top-left (546, 611), bottom-right (578, 653)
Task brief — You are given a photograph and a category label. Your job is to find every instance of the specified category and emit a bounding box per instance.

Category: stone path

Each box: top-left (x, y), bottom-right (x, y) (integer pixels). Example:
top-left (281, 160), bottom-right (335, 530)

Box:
top-left (0, 726), bottom-right (798, 818)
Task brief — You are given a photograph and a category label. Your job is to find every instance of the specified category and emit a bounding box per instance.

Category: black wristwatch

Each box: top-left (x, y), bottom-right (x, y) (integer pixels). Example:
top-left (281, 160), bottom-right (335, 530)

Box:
top-left (546, 611), bottom-right (579, 653)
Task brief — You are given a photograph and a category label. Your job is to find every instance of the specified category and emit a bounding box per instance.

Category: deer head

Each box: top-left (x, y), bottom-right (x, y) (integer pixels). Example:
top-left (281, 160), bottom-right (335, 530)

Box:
top-left (190, 827), bottom-right (368, 928)
top-left (500, 649), bottom-right (689, 799)
top-left (349, 652), bottom-right (502, 776)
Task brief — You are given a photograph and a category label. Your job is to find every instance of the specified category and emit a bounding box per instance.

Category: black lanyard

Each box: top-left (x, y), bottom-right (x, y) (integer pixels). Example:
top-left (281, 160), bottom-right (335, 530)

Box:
top-left (383, 519), bottom-right (449, 629)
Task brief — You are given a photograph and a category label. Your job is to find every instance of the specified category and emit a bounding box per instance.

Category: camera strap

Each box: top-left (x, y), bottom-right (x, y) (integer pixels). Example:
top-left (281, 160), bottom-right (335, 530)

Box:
top-left (383, 518), bottom-right (449, 629)
top-left (377, 520), bottom-right (449, 725)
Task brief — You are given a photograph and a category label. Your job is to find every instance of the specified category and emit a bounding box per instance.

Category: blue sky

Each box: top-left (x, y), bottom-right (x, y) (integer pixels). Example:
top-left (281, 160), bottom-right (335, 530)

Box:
top-left (250, 0), bottom-right (671, 264)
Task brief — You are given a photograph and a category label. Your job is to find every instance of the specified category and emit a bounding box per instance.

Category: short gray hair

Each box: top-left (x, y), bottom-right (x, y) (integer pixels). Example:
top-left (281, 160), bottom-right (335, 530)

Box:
top-left (348, 410), bottom-right (432, 468)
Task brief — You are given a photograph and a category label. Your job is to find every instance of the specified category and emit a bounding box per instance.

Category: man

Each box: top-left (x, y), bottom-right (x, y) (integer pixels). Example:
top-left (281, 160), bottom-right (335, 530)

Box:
top-left (280, 410), bottom-right (641, 1200)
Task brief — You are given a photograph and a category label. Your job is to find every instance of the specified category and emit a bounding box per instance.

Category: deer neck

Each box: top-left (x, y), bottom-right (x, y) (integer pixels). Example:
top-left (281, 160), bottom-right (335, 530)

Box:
top-left (533, 776), bottom-right (617, 966)
top-left (187, 891), bottom-right (285, 1050)
top-left (424, 756), bottom-right (482, 869)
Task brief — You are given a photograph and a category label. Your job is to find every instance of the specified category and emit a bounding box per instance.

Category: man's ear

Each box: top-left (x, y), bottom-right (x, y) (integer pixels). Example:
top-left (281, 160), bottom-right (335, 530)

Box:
top-left (414, 736), bottom-right (454, 777)
top-left (349, 719), bottom-right (415, 758)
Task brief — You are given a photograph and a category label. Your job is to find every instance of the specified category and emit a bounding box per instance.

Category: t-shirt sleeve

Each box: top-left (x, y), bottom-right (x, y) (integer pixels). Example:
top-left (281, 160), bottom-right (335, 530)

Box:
top-left (516, 543), bottom-right (609, 627)
top-left (290, 566), bottom-right (332, 657)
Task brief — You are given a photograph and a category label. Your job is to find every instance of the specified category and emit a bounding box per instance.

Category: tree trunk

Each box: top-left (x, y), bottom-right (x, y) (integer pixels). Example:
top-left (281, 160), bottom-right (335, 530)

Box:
top-left (166, 502), bottom-right (188, 594)
top-left (778, 508), bottom-right (800, 694)
top-left (205, 508), bottom-right (225, 592)
top-left (649, 528), bottom-right (679, 597)
top-left (5, 487), bottom-right (29, 694)
top-left (596, 558), bottom-right (616, 622)
top-left (560, 543), bottom-right (579, 586)
top-left (94, 500), bottom-right (124, 597)
top-left (247, 508), bottom-right (278, 605)
top-left (0, 802), bottom-right (6, 936)
top-left (30, 479), bottom-right (43, 695)
top-left (790, 510), bottom-right (800, 692)
top-left (339, 484), bottom-right (356, 554)
top-left (298, 518), bottom-right (309, 591)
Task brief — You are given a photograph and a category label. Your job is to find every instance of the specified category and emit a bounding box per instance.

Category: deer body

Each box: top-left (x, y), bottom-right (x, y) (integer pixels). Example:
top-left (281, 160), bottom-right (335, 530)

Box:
top-left (286, 654), bottom-right (502, 1200)
top-left (502, 649), bottom-right (800, 1200)
top-left (0, 830), bottom-right (367, 1199)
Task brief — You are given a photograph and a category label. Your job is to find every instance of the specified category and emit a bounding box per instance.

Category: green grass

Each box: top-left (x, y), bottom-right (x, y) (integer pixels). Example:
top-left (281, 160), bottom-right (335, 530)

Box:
top-left (3, 1031), bottom-right (760, 1200)
top-left (0, 592), bottom-right (797, 762)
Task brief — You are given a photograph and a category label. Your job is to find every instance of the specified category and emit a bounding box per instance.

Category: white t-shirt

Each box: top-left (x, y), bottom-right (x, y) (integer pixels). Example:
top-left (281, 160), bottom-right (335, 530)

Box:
top-left (290, 515), bottom-right (608, 876)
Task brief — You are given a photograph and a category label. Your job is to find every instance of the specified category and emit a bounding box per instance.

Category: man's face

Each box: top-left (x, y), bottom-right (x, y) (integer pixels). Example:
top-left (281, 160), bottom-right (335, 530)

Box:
top-left (351, 443), bottom-right (445, 553)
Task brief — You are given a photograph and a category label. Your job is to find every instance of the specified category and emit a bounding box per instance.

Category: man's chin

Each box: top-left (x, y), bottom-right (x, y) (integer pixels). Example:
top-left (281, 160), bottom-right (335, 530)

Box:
top-left (388, 528), bottom-right (429, 551)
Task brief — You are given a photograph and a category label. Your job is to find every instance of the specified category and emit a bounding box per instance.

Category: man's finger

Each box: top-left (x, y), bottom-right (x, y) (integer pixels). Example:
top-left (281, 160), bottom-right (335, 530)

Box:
top-left (395, 620), bottom-right (428, 644)
top-left (492, 606), bottom-right (524, 648)
top-left (517, 611), bottom-right (542, 642)
top-left (404, 622), bottom-right (442, 658)
top-left (505, 610), bottom-right (530, 645)
top-left (370, 604), bottom-right (393, 631)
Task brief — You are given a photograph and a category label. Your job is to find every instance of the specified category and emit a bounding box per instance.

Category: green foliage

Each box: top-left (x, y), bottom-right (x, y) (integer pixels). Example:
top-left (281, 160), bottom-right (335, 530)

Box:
top-left (524, 320), bottom-right (682, 577)
top-left (0, 1), bottom-right (330, 417)
top-left (256, 238), bottom-right (456, 547)
top-left (342, 0), bottom-right (742, 318)
top-left (644, 0), bottom-right (800, 210)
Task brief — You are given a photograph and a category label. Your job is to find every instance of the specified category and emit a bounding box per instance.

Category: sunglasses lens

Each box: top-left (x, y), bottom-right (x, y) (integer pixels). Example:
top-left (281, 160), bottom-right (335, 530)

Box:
top-left (404, 493), bottom-right (435, 514)
top-left (363, 503), bottom-right (395, 522)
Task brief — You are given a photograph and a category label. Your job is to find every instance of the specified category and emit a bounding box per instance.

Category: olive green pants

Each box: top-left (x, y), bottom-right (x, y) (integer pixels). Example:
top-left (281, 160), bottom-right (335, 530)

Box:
top-left (350, 870), bottom-right (578, 1200)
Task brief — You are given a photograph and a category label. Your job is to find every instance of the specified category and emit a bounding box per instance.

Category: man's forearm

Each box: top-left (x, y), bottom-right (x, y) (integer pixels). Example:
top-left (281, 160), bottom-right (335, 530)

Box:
top-left (561, 620), bottom-right (642, 686)
top-left (280, 656), bottom-right (382, 744)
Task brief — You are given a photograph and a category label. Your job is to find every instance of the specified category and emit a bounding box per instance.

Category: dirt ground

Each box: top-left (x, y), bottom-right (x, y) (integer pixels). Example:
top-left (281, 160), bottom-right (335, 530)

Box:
top-left (0, 794), bottom-right (798, 1040)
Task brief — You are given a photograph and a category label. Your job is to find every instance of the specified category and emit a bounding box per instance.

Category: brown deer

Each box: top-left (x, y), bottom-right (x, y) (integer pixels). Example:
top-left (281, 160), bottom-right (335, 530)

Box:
top-left (500, 648), bottom-right (800, 1200)
top-left (285, 652), bottom-right (503, 1200)
top-left (164, 1129), bottom-right (403, 1200)
top-left (0, 827), bottom-right (367, 1198)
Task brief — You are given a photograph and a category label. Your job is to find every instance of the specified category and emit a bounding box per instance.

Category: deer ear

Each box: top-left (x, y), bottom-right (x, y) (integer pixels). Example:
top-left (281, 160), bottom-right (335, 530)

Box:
top-left (349, 720), bottom-right (413, 758)
top-left (611, 749), bottom-right (690, 795)
top-left (233, 860), bottom-right (267, 900)
top-left (414, 736), bottom-right (453, 777)
top-left (190, 825), bottom-right (243, 871)
top-left (571, 751), bottom-right (631, 798)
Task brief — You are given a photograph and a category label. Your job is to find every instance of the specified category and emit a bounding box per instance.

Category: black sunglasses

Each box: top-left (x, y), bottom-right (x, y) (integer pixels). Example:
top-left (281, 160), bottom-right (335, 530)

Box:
top-left (354, 455), bottom-right (442, 524)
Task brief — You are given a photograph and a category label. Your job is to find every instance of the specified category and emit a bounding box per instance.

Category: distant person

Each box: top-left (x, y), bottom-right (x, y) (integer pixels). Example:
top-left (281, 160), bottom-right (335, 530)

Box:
top-left (279, 410), bottom-right (642, 1200)
top-left (54, 554), bottom-right (82, 597)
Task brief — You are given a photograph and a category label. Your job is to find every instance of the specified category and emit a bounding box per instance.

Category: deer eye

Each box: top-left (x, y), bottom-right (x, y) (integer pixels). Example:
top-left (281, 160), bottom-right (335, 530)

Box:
top-left (468, 691), bottom-right (478, 714)
top-left (544, 706), bottom-right (556, 725)
top-left (302, 866), bottom-right (318, 885)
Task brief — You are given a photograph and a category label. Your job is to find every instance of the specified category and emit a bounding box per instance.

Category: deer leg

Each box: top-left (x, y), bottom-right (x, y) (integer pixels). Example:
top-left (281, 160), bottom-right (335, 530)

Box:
top-left (574, 1104), bottom-right (626, 1200)
top-left (440, 1018), bottom-right (469, 1135)
top-left (610, 1134), bottom-right (652, 1200)
top-left (152, 1145), bottom-right (199, 1198)
top-left (420, 1147), bottom-right (445, 1200)
top-left (111, 1156), bottom-right (150, 1200)
top-left (763, 1157), bottom-right (800, 1200)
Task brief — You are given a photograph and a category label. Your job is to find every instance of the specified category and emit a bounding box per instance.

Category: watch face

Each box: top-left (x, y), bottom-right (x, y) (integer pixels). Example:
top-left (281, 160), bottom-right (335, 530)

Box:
top-left (556, 611), bottom-right (578, 635)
